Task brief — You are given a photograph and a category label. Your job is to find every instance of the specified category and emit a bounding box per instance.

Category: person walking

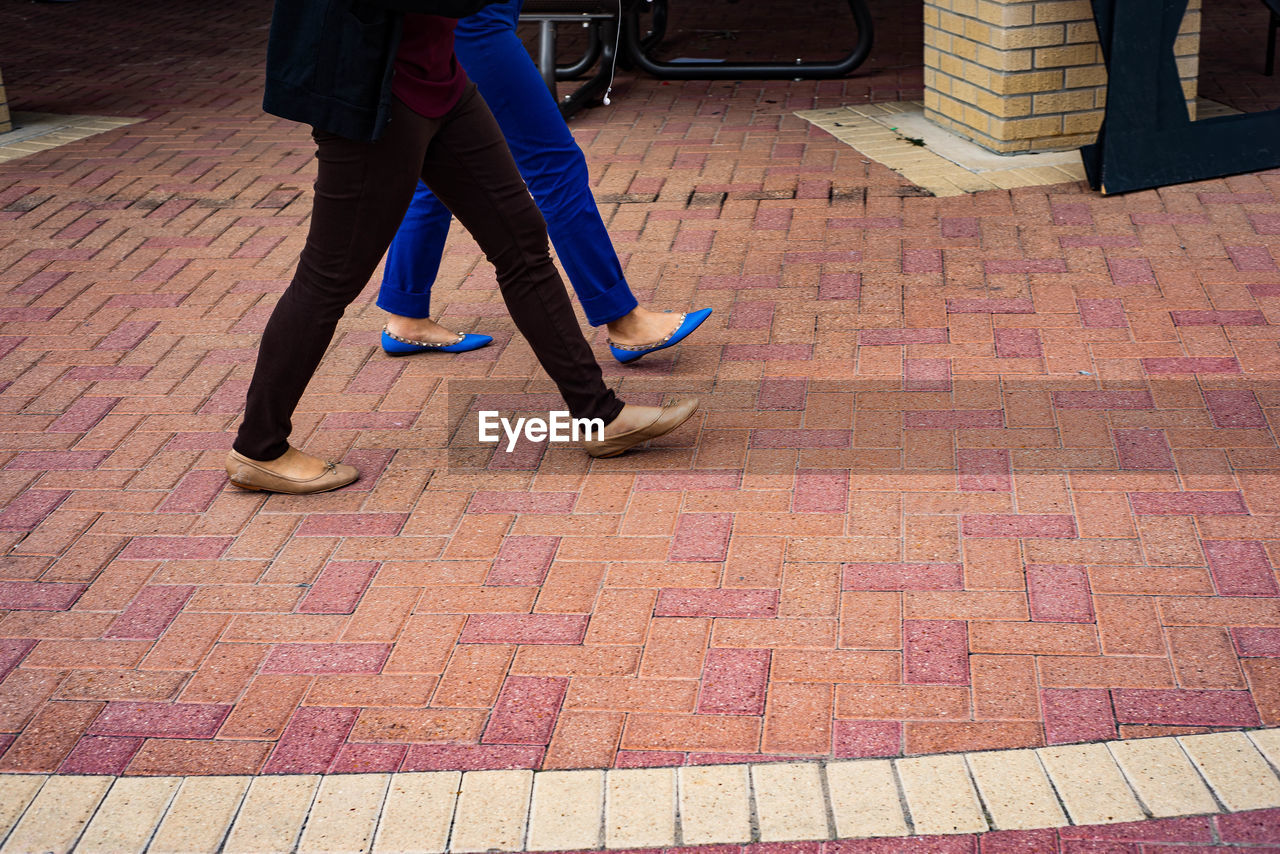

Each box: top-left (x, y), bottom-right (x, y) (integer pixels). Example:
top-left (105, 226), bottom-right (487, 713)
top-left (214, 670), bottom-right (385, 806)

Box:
top-left (375, 0), bottom-right (711, 364)
top-left (226, 0), bottom-right (697, 495)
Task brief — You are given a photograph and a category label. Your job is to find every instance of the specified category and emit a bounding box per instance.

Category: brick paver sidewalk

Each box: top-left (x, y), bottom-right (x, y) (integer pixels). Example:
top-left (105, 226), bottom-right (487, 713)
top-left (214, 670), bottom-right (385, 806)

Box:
top-left (1, 0), bottom-right (1279, 829)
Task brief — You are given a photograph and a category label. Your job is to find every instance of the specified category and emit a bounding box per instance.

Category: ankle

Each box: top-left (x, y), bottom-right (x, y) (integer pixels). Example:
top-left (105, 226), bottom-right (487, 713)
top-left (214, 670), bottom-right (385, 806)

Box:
top-left (605, 309), bottom-right (644, 339)
top-left (385, 315), bottom-right (458, 343)
top-left (385, 313), bottom-right (427, 333)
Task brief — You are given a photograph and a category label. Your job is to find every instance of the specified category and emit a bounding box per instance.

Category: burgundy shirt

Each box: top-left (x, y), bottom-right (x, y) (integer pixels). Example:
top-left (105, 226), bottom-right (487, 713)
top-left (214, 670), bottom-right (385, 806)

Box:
top-left (392, 14), bottom-right (469, 118)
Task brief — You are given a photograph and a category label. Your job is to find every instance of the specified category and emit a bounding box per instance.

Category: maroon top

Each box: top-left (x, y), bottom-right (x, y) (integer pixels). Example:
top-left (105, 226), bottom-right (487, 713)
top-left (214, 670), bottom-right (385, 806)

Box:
top-left (392, 14), bottom-right (469, 118)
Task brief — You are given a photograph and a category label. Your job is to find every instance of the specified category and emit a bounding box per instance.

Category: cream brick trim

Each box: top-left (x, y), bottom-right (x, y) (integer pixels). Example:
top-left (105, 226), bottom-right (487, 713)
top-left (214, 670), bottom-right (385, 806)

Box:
top-left (2, 728), bottom-right (1280, 852)
top-left (795, 102), bottom-right (1087, 197)
top-left (0, 112), bottom-right (141, 164)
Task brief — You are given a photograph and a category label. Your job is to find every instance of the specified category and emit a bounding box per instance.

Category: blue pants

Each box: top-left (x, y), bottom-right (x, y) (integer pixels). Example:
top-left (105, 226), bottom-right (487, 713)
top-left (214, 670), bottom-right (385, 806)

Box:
top-left (377, 0), bottom-right (636, 327)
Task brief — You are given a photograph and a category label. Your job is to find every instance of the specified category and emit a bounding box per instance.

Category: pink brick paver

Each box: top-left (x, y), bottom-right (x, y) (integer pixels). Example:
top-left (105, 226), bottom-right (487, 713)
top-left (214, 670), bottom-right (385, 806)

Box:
top-left (1233, 628), bottom-right (1280, 657)
top-left (993, 328), bottom-right (1043, 358)
top-left (697, 649), bottom-right (771, 715)
top-left (1114, 429), bottom-right (1176, 470)
top-left (0, 581), bottom-right (85, 611)
top-left (0, 0), bottom-right (1278, 801)
top-left (482, 676), bottom-right (567, 744)
top-left (1042, 688), bottom-right (1118, 744)
top-left (1203, 541), bottom-right (1280, 597)
top-left (904, 621), bottom-right (970, 685)
top-left (105, 586), bottom-right (196, 639)
top-left (1227, 245), bottom-right (1278, 270)
top-left (904, 358), bottom-right (952, 391)
top-left (1128, 491), bottom-right (1249, 515)
top-left (1203, 390), bottom-right (1269, 428)
top-left (1107, 257), bottom-right (1157, 286)
top-left (945, 298), bottom-right (1036, 314)
top-left (957, 449), bottom-right (1012, 492)
top-left (263, 707), bottom-right (360, 775)
top-left (295, 562), bottom-right (379, 614)
top-left (1112, 689), bottom-right (1262, 726)
top-left (832, 720), bottom-right (903, 758)
top-left (58, 736), bottom-right (143, 776)
top-left (87, 702), bottom-right (232, 739)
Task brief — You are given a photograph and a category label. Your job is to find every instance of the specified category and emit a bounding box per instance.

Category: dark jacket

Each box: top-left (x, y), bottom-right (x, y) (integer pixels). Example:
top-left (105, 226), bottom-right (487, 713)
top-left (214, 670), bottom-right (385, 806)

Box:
top-left (263, 0), bottom-right (498, 142)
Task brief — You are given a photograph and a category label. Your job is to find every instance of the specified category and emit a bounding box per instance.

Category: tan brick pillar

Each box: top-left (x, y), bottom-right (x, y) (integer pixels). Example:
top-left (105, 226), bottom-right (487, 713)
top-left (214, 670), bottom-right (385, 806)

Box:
top-left (922, 0), bottom-right (1201, 154)
top-left (0, 69), bottom-right (11, 134)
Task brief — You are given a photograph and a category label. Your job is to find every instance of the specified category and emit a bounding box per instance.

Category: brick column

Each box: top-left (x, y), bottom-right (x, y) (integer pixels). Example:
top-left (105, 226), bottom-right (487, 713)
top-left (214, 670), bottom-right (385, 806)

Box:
top-left (923, 0), bottom-right (1201, 154)
top-left (0, 69), bottom-right (11, 134)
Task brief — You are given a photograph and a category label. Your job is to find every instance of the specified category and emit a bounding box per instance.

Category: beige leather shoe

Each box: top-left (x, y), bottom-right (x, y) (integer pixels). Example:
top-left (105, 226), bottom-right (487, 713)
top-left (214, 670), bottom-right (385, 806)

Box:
top-left (584, 398), bottom-right (699, 458)
top-left (225, 446), bottom-right (359, 494)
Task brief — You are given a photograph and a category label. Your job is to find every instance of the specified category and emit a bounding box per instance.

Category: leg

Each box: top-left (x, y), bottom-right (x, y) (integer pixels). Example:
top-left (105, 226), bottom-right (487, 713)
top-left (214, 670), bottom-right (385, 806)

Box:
top-left (377, 181), bottom-right (454, 320)
top-left (377, 0), bottom-right (710, 360)
top-left (378, 179), bottom-right (478, 349)
top-left (456, 1), bottom-right (710, 354)
top-left (455, 0), bottom-right (637, 327)
top-left (419, 86), bottom-right (622, 423)
top-left (234, 101), bottom-right (439, 461)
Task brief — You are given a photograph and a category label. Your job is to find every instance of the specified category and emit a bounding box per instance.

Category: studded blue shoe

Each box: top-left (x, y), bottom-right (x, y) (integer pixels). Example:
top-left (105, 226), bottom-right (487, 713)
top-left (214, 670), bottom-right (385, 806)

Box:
top-left (608, 307), bottom-right (712, 364)
top-left (381, 327), bottom-right (493, 356)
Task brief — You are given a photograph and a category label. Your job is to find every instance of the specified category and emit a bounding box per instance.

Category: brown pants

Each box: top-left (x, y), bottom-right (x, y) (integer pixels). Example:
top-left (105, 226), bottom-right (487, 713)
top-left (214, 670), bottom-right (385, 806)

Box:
top-left (234, 86), bottom-right (623, 460)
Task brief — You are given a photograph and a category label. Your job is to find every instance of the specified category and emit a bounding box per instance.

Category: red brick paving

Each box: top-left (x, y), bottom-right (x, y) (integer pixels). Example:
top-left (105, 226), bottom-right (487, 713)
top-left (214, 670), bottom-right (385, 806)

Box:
top-left (0, 0), bottom-right (1278, 789)
top-left (659, 808), bottom-right (1280, 852)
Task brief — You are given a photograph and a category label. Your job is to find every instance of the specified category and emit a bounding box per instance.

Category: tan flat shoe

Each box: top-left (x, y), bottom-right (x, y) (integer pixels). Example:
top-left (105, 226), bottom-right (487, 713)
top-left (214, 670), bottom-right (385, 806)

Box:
top-left (225, 446), bottom-right (359, 494)
top-left (584, 398), bottom-right (699, 458)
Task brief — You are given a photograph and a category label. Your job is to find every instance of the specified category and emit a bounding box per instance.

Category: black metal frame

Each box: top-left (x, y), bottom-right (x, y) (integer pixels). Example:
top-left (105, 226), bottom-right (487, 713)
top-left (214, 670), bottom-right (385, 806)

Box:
top-left (1265, 0), bottom-right (1280, 75)
top-left (554, 21), bottom-right (603, 80)
top-left (621, 0), bottom-right (873, 81)
top-left (1082, 0), bottom-right (1280, 194)
top-left (521, 0), bottom-right (874, 118)
top-left (520, 7), bottom-right (620, 118)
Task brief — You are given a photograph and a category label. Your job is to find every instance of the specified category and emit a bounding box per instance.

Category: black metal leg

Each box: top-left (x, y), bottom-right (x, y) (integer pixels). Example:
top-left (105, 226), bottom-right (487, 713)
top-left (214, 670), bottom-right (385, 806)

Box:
top-left (556, 22), bottom-right (604, 80)
top-left (538, 19), bottom-right (559, 97)
top-left (1267, 11), bottom-right (1278, 76)
top-left (641, 0), bottom-right (667, 51)
top-left (557, 18), bottom-right (618, 119)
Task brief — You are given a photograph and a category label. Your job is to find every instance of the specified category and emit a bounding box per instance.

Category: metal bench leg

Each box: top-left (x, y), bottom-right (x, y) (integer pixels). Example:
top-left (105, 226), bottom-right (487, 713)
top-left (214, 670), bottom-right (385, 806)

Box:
top-left (538, 19), bottom-right (559, 97)
top-left (557, 17), bottom-right (617, 119)
top-left (556, 22), bottom-right (604, 80)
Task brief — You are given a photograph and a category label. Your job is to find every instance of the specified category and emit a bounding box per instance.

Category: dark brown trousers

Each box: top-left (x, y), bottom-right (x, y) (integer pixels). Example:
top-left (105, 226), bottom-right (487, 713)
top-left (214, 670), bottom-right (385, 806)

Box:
top-left (234, 86), bottom-right (622, 460)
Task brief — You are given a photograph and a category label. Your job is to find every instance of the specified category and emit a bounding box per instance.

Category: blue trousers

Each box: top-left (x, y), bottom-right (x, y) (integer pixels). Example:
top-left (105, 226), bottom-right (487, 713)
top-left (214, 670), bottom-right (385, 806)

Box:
top-left (377, 0), bottom-right (636, 327)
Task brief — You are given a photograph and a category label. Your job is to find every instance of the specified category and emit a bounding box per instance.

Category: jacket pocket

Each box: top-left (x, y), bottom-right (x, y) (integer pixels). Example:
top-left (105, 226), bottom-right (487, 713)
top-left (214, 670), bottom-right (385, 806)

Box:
top-left (315, 0), bottom-right (397, 109)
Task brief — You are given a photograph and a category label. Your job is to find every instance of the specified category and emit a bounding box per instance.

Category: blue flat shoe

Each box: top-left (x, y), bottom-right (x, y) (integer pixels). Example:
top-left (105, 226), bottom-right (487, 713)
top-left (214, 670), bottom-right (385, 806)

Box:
top-left (608, 307), bottom-right (712, 364)
top-left (381, 327), bottom-right (493, 356)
